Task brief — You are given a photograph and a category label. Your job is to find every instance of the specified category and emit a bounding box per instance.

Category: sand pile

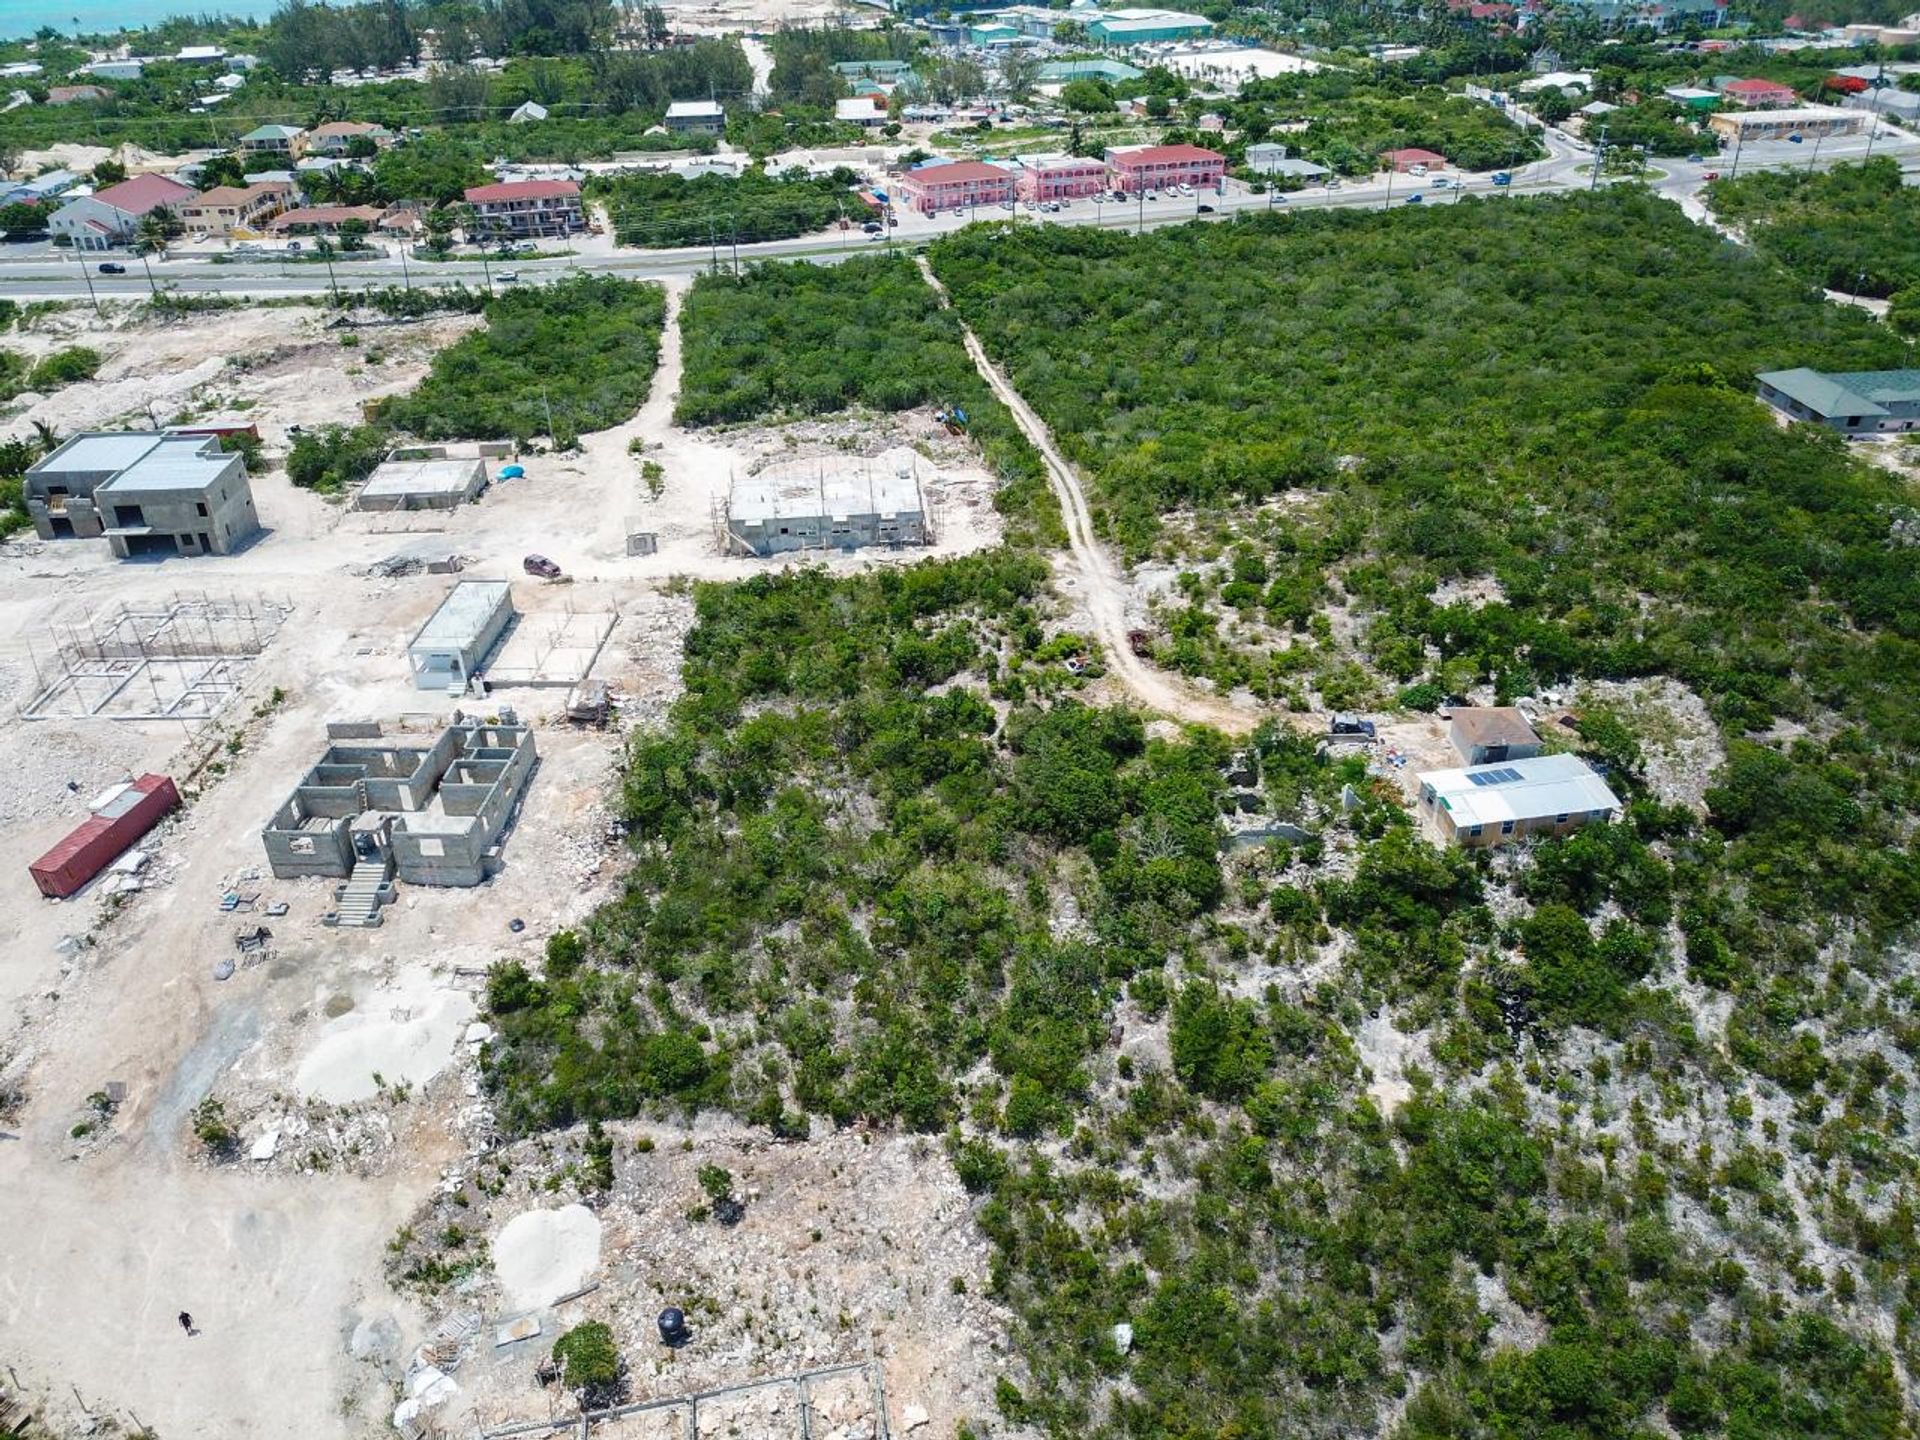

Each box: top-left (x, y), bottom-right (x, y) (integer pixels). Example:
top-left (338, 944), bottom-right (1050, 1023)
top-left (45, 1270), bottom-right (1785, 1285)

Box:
top-left (293, 978), bottom-right (474, 1104)
top-left (493, 1205), bottom-right (602, 1309)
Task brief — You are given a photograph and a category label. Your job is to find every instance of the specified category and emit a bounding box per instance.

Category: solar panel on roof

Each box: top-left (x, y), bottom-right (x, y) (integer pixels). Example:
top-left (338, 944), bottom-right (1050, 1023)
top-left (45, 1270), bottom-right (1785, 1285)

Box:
top-left (1467, 766), bottom-right (1524, 786)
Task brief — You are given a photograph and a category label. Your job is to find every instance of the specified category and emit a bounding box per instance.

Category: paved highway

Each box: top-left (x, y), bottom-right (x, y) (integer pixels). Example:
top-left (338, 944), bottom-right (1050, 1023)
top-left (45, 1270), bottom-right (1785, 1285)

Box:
top-left (0, 125), bottom-right (1913, 301)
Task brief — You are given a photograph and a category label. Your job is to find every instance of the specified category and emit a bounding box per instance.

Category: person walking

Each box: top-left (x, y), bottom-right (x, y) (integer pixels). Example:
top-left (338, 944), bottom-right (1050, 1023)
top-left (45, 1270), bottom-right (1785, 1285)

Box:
top-left (178, 1312), bottom-right (194, 1336)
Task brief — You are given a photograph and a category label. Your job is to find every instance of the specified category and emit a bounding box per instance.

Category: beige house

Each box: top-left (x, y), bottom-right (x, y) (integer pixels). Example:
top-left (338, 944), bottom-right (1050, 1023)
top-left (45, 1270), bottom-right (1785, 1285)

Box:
top-left (1417, 753), bottom-right (1621, 849)
top-left (300, 120), bottom-right (394, 157)
top-left (182, 179), bottom-right (295, 236)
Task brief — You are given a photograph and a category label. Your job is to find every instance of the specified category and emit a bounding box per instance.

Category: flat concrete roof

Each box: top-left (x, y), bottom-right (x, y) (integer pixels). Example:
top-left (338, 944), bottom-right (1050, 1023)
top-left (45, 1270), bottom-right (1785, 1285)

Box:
top-left (411, 580), bottom-right (513, 651)
top-left (732, 469), bottom-right (923, 523)
top-left (97, 437), bottom-right (229, 493)
top-left (32, 432), bottom-right (165, 476)
top-left (361, 457), bottom-right (486, 500)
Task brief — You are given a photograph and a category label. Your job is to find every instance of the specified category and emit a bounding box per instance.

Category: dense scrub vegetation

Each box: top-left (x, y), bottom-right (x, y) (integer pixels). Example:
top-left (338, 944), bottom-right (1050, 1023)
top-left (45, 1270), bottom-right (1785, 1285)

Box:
top-left (586, 170), bottom-right (856, 250)
top-left (474, 192), bottom-right (1920, 1439)
top-left (929, 194), bottom-right (1918, 734)
top-left (374, 274), bottom-right (663, 443)
top-left (676, 255), bottom-right (1061, 548)
top-left (1232, 73), bottom-right (1547, 174)
top-left (1709, 157), bottom-right (1920, 316)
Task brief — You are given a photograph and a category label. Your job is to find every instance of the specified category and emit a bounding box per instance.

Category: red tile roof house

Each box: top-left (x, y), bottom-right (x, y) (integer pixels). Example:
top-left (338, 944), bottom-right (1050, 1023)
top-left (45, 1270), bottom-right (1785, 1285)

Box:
top-left (49, 173), bottom-right (198, 251)
top-left (894, 160), bottom-right (1016, 215)
top-left (1382, 146), bottom-right (1448, 172)
top-left (462, 179), bottom-right (584, 241)
top-left (1105, 143), bottom-right (1226, 194)
top-left (47, 84), bottom-right (112, 104)
top-left (1721, 78), bottom-right (1800, 108)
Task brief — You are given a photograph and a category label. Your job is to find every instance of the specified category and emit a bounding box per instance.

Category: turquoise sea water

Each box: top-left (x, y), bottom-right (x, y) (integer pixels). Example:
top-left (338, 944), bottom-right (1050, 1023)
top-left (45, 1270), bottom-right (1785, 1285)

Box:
top-left (3, 0), bottom-right (284, 43)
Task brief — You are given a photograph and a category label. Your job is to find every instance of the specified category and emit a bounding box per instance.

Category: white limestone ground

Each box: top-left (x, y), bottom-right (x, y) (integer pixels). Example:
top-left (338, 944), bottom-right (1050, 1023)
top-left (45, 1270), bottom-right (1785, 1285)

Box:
top-left (492, 1204), bottom-right (604, 1310)
top-left (293, 970), bottom-right (475, 1104)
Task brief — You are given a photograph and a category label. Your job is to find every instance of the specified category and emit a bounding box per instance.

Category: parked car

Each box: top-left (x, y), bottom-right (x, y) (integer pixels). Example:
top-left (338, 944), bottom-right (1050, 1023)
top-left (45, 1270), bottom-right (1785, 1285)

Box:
top-left (523, 554), bottom-right (562, 580)
top-left (952, 208), bottom-right (965, 217)
top-left (861, 220), bottom-right (881, 233)
top-left (97, 262), bottom-right (126, 274)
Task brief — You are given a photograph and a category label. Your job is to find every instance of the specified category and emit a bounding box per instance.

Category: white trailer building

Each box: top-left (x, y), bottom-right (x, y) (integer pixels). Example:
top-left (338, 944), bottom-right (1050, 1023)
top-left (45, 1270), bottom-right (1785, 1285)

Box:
top-left (406, 580), bottom-right (515, 691)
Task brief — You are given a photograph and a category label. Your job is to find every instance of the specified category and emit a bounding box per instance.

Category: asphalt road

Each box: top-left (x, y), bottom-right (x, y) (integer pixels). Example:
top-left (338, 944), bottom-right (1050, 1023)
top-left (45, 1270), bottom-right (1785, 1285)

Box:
top-left (1, 127), bottom-right (1914, 301)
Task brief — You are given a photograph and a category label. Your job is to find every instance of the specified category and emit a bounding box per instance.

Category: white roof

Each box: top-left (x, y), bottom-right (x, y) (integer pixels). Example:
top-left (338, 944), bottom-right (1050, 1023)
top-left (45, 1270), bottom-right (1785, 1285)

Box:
top-left (97, 437), bottom-right (232, 493)
top-left (411, 580), bottom-right (512, 650)
top-left (1714, 104), bottom-right (1858, 125)
top-left (1418, 753), bottom-right (1620, 830)
top-left (1520, 70), bottom-right (1592, 91)
top-left (666, 100), bottom-right (723, 118)
top-left (732, 468), bottom-right (922, 524)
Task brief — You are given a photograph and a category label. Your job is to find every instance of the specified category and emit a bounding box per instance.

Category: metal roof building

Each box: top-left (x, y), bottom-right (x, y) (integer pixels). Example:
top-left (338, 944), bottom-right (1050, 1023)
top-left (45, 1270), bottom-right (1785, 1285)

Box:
top-left (406, 580), bottom-right (516, 691)
top-left (1756, 367), bottom-right (1920, 435)
top-left (1416, 753), bottom-right (1620, 848)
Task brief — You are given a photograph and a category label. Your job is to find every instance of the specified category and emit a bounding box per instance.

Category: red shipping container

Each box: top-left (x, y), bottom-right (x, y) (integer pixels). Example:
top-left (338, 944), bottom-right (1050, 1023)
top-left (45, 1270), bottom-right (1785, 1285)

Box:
top-left (29, 774), bottom-right (181, 899)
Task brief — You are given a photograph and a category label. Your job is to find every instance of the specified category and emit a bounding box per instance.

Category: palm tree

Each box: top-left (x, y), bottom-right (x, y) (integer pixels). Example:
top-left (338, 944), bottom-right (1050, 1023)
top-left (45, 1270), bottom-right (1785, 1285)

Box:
top-left (29, 419), bottom-right (61, 456)
top-left (130, 211), bottom-right (172, 296)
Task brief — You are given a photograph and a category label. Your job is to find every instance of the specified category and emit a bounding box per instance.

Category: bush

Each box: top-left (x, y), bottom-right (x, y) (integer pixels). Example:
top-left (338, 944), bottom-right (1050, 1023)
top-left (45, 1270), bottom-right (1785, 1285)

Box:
top-left (287, 423), bottom-right (387, 494)
top-left (375, 276), bottom-right (665, 443)
top-left (551, 1320), bottom-right (620, 1391)
top-left (26, 346), bottom-right (98, 390)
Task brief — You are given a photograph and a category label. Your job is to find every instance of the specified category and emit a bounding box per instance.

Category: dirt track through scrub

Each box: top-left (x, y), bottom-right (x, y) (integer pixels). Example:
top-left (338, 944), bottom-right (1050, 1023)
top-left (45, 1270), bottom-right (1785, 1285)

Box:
top-left (916, 256), bottom-right (1259, 735)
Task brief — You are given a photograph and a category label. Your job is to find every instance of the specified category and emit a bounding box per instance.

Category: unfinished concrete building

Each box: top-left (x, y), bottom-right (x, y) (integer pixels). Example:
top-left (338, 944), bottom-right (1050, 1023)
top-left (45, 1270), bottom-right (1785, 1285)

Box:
top-left (24, 432), bottom-right (261, 558)
top-left (406, 580), bottom-right (515, 691)
top-left (262, 721), bottom-right (535, 923)
top-left (720, 456), bottom-right (928, 557)
top-left (356, 456), bottom-right (489, 512)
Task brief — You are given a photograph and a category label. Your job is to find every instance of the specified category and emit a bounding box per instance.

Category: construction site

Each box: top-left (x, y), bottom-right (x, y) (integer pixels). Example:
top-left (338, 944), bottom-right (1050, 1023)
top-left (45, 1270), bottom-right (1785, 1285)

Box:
top-left (0, 282), bottom-right (1022, 1440)
top-left (19, 592), bottom-right (290, 724)
top-left (714, 451), bottom-right (933, 558)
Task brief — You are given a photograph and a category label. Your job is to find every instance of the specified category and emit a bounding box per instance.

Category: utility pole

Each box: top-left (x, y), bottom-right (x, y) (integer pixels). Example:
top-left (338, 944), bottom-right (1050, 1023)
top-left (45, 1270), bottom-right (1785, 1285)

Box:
top-left (1589, 122), bottom-right (1609, 191)
top-left (1728, 124), bottom-right (1746, 180)
top-left (72, 243), bottom-right (102, 317)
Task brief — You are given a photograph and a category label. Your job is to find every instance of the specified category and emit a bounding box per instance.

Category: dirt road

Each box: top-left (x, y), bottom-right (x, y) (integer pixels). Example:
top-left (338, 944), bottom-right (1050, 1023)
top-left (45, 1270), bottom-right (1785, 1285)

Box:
top-left (916, 257), bottom-right (1259, 736)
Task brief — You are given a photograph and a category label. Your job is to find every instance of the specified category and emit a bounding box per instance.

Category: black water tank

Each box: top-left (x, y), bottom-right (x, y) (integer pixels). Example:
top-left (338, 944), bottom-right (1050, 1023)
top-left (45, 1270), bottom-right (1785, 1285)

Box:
top-left (658, 1307), bottom-right (690, 1346)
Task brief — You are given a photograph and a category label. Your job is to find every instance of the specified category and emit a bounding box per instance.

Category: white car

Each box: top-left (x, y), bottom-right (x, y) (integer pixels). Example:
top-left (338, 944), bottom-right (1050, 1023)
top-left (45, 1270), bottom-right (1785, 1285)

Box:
top-left (1177, 184), bottom-right (1193, 196)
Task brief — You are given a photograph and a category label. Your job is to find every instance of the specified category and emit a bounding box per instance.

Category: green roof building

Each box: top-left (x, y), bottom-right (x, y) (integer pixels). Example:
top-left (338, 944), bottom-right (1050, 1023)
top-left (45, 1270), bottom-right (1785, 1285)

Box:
top-left (1039, 58), bottom-right (1145, 82)
top-left (1756, 367), bottom-right (1920, 435)
top-left (1086, 8), bottom-right (1213, 44)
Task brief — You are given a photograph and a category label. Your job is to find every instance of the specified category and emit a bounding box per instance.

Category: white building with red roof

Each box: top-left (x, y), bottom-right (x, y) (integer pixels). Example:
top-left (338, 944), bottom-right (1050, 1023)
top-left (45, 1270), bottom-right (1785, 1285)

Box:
top-left (49, 173), bottom-right (199, 251)
top-left (462, 178), bottom-right (584, 240)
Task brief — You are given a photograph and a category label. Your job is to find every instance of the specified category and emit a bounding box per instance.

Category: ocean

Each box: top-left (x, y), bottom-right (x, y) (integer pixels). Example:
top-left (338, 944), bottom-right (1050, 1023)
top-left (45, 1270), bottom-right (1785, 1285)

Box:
top-left (2, 0), bottom-right (285, 43)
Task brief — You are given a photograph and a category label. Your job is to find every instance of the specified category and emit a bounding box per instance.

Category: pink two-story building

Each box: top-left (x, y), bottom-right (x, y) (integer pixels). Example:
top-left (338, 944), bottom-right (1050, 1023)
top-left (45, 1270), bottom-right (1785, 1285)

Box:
top-left (1015, 155), bottom-right (1109, 202)
top-left (1105, 143), bottom-right (1226, 194)
top-left (894, 160), bottom-right (1016, 215)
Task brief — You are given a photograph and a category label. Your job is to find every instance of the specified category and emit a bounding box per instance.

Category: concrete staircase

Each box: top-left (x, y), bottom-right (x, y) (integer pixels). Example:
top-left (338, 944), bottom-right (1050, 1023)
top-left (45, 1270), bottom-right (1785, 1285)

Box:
top-left (334, 858), bottom-right (390, 928)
